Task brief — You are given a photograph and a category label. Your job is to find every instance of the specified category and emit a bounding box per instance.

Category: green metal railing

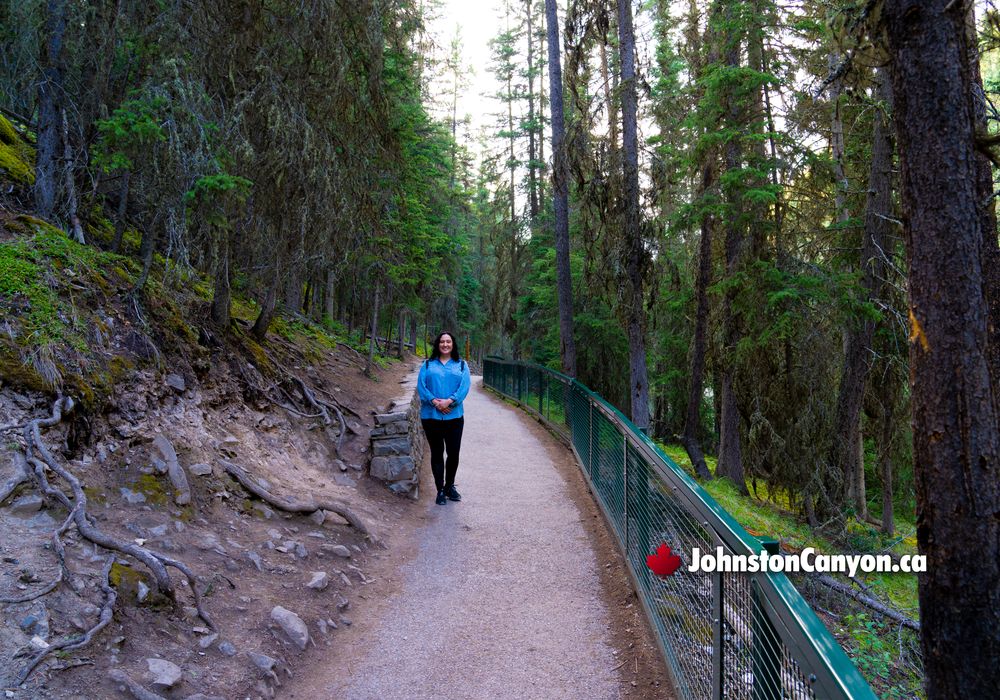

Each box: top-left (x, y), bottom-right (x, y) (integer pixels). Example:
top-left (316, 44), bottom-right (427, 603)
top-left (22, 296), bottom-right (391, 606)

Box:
top-left (483, 358), bottom-right (877, 700)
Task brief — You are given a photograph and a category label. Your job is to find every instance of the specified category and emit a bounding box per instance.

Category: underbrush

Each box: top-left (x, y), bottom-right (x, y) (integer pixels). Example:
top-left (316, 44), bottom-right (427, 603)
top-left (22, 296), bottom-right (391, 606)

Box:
top-left (659, 442), bottom-right (924, 698)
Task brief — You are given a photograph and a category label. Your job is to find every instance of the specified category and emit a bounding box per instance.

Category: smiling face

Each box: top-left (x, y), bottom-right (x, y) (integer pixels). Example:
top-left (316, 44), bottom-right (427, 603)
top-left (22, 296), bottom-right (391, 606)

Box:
top-left (438, 334), bottom-right (454, 357)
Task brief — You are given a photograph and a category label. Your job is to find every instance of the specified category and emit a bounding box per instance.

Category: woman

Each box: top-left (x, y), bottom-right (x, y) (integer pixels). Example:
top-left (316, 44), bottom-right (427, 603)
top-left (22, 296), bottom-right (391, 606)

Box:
top-left (417, 331), bottom-right (472, 506)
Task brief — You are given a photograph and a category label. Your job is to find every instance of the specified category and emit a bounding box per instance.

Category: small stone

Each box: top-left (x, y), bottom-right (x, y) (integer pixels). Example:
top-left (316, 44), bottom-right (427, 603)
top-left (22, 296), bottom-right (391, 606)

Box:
top-left (267, 528), bottom-right (282, 540)
top-left (333, 459), bottom-right (349, 472)
top-left (198, 633), bottom-right (219, 650)
top-left (336, 597), bottom-right (350, 612)
top-left (248, 651), bottom-right (278, 673)
top-left (218, 640), bottom-right (237, 656)
top-left (8, 494), bottom-right (44, 514)
top-left (137, 581), bottom-right (150, 603)
top-left (326, 545), bottom-right (351, 559)
top-left (247, 551), bottom-right (264, 571)
top-left (253, 503), bottom-right (275, 520)
top-left (270, 606), bottom-right (310, 650)
top-left (326, 617), bottom-right (339, 629)
top-left (339, 616), bottom-right (352, 626)
top-left (308, 510), bottom-right (325, 526)
top-left (119, 488), bottom-right (146, 504)
top-left (294, 543), bottom-right (308, 559)
top-left (146, 658), bottom-right (183, 688)
top-left (165, 373), bottom-right (186, 392)
top-left (30, 635), bottom-right (49, 651)
top-left (189, 463), bottom-right (212, 477)
top-left (317, 619), bottom-right (328, 635)
top-left (149, 524), bottom-right (169, 537)
top-left (339, 572), bottom-right (352, 587)
top-left (306, 572), bottom-right (329, 590)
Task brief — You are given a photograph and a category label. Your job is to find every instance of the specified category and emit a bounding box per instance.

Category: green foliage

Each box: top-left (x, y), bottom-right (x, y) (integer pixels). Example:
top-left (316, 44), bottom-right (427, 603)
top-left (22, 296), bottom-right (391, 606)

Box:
top-left (92, 96), bottom-right (167, 172)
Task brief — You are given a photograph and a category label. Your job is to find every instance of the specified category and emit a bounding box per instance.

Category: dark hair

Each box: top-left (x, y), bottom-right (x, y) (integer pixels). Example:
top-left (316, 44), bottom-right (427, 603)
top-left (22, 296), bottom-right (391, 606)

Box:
top-left (429, 331), bottom-right (461, 361)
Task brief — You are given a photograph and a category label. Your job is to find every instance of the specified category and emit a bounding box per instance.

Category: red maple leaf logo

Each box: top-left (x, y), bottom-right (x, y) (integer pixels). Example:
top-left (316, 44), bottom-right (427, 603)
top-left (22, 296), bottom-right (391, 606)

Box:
top-left (646, 543), bottom-right (682, 577)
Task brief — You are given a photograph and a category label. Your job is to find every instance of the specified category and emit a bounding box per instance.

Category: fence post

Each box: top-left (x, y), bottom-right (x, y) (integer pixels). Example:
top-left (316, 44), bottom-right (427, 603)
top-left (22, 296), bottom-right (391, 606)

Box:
top-left (713, 568), bottom-right (724, 700)
top-left (623, 435), bottom-right (629, 548)
top-left (752, 538), bottom-right (782, 700)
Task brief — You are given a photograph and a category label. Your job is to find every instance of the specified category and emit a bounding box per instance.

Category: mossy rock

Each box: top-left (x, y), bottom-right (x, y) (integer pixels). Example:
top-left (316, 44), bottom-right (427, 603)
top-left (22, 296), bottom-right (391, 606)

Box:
top-left (109, 562), bottom-right (171, 608)
top-left (0, 114), bottom-right (34, 186)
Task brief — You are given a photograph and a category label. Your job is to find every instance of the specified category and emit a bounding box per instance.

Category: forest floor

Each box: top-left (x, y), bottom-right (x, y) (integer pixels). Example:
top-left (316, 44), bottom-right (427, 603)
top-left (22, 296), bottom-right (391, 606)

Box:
top-left (285, 378), bottom-right (671, 700)
top-left (1, 327), bottom-right (422, 699)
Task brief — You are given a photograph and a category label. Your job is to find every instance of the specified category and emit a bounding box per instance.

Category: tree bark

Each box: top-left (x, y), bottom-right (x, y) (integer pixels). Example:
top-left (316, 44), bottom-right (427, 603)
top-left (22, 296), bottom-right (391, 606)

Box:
top-left (35, 0), bottom-right (67, 219)
top-left (884, 2), bottom-right (1000, 695)
top-left (617, 0), bottom-right (650, 431)
top-left (210, 227), bottom-right (232, 328)
top-left (526, 0), bottom-right (539, 221)
top-left (251, 259), bottom-right (281, 340)
top-left (830, 67), bottom-right (894, 520)
top-left (365, 287), bottom-right (380, 377)
top-left (61, 109), bottom-right (85, 244)
top-left (112, 171), bottom-right (131, 252)
top-left (682, 161), bottom-right (714, 480)
top-left (545, 0), bottom-right (578, 378)
top-left (716, 1), bottom-right (746, 491)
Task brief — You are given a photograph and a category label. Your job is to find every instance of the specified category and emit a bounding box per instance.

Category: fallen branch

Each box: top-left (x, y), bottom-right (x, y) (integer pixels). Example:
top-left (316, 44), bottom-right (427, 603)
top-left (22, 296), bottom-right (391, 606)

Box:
top-left (221, 459), bottom-right (379, 545)
top-left (814, 573), bottom-right (920, 631)
top-left (15, 556), bottom-right (117, 686)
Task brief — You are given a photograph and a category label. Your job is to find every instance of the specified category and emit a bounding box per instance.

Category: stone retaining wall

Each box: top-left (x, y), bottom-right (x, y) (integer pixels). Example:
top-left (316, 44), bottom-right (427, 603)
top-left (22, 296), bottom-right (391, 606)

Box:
top-left (368, 384), bottom-right (423, 498)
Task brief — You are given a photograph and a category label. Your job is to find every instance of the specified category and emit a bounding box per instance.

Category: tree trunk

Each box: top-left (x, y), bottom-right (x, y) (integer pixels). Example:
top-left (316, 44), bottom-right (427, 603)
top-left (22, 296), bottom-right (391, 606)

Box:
top-left (965, 5), bottom-right (1000, 390)
top-left (112, 171), bottom-right (131, 252)
top-left (617, 0), bottom-right (649, 432)
top-left (251, 260), bottom-right (281, 340)
top-left (325, 268), bottom-right (336, 323)
top-left (526, 0), bottom-right (539, 220)
top-left (716, 1), bottom-right (746, 491)
top-left (545, 0), bottom-right (578, 378)
top-left (408, 316), bottom-right (417, 353)
top-left (682, 160), bottom-right (714, 480)
top-left (35, 0), bottom-right (67, 219)
top-left (879, 401), bottom-right (895, 537)
top-left (61, 109), bottom-right (85, 244)
top-left (831, 67), bottom-right (894, 521)
top-left (365, 287), bottom-right (380, 378)
top-left (210, 226), bottom-right (232, 328)
top-left (397, 309), bottom-right (404, 358)
top-left (884, 2), bottom-right (1000, 695)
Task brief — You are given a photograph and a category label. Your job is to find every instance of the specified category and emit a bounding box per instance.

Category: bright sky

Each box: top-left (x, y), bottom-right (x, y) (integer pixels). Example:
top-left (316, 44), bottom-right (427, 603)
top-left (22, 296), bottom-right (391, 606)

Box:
top-left (427, 0), bottom-right (514, 152)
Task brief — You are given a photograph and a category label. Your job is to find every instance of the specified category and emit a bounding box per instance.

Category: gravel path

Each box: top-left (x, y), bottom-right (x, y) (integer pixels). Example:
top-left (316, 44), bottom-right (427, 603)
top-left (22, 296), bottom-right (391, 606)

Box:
top-left (326, 377), bottom-right (621, 700)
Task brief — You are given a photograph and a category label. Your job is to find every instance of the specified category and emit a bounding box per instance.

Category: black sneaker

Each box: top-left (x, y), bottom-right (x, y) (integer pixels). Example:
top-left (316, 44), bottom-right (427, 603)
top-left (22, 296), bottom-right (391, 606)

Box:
top-left (436, 490), bottom-right (447, 506)
top-left (445, 485), bottom-right (461, 502)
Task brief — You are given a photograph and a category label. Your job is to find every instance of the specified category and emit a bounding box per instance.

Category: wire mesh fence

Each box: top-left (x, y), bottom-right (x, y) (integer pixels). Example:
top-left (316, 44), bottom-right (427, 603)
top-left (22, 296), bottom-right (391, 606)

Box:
top-left (483, 358), bottom-right (877, 700)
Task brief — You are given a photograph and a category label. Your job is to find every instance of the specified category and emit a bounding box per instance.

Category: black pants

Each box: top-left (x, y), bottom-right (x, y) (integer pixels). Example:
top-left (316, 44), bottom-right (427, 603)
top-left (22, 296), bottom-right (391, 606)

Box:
top-left (421, 417), bottom-right (464, 492)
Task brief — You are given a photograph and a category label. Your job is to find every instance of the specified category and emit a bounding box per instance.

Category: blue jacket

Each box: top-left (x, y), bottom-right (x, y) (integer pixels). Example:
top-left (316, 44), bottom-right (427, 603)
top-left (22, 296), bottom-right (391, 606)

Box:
top-left (417, 358), bottom-right (471, 420)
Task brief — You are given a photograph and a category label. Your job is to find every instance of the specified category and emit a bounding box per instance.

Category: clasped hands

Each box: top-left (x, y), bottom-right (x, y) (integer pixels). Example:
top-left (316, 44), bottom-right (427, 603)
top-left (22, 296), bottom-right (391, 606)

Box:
top-left (431, 398), bottom-right (454, 414)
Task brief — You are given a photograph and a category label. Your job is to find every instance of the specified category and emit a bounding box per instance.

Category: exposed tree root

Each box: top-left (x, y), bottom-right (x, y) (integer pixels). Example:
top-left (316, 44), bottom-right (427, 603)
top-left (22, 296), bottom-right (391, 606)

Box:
top-left (18, 398), bottom-right (215, 627)
top-left (0, 451), bottom-right (30, 504)
top-left (221, 459), bottom-right (381, 546)
top-left (14, 556), bottom-right (117, 686)
top-left (9, 396), bottom-right (216, 684)
top-left (814, 573), bottom-right (920, 631)
top-left (107, 669), bottom-right (167, 700)
top-left (0, 480), bottom-right (74, 604)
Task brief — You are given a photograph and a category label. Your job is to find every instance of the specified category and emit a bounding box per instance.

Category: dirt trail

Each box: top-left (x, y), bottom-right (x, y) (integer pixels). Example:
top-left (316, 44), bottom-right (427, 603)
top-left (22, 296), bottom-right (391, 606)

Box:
top-left (287, 376), bottom-right (638, 700)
